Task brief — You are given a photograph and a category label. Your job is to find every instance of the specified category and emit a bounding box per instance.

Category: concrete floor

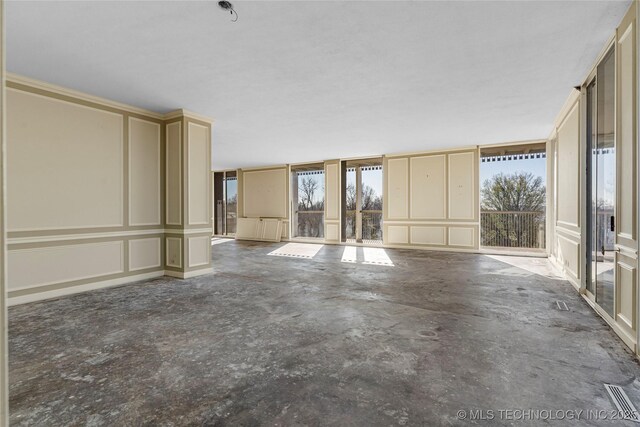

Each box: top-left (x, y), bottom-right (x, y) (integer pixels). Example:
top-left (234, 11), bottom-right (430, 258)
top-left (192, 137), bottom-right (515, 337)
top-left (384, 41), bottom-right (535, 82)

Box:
top-left (8, 240), bottom-right (640, 426)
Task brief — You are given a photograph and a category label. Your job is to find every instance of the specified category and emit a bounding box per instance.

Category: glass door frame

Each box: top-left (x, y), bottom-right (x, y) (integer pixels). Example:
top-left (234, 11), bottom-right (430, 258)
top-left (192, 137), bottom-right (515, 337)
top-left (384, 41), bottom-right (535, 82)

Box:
top-left (212, 170), bottom-right (238, 237)
top-left (584, 44), bottom-right (617, 316)
top-left (290, 163), bottom-right (326, 241)
top-left (341, 158), bottom-right (384, 245)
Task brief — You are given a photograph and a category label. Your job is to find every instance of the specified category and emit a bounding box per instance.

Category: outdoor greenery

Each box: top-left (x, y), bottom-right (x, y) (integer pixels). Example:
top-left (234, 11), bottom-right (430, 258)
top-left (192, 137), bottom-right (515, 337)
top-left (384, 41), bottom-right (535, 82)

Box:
top-left (481, 172), bottom-right (546, 248)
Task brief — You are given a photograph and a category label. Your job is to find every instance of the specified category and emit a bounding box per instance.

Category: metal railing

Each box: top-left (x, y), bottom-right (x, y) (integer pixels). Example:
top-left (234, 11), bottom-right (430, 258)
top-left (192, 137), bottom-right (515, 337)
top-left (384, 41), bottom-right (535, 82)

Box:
top-left (294, 210), bottom-right (324, 238)
top-left (481, 211), bottom-right (545, 249)
top-left (345, 210), bottom-right (383, 241)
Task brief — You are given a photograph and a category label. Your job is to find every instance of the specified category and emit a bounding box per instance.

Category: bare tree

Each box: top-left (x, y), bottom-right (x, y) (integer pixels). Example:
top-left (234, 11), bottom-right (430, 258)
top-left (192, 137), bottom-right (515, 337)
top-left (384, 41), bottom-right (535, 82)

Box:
top-left (299, 177), bottom-right (319, 210)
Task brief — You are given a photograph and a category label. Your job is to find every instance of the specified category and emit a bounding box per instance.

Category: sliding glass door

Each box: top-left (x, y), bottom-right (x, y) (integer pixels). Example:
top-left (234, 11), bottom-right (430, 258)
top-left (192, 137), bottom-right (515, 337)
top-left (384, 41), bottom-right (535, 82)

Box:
top-left (586, 47), bottom-right (615, 317)
top-left (291, 165), bottom-right (325, 239)
top-left (213, 170), bottom-right (237, 236)
top-left (343, 160), bottom-right (383, 244)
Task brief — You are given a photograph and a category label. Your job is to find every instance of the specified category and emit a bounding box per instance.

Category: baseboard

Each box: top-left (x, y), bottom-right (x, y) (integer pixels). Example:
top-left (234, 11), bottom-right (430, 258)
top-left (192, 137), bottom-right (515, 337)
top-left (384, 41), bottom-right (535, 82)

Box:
top-left (164, 268), bottom-right (213, 279)
top-left (548, 256), bottom-right (581, 292)
top-left (7, 271), bottom-right (165, 306)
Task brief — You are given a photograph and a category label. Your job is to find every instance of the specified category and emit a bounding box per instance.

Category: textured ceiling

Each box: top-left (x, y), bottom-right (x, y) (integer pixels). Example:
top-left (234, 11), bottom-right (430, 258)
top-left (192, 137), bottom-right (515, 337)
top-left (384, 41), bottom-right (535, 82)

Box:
top-left (6, 0), bottom-right (632, 169)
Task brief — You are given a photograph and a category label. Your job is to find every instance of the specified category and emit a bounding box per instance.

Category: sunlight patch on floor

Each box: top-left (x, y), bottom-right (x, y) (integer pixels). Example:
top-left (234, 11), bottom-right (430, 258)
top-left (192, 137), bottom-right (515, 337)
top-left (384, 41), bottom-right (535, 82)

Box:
top-left (486, 255), bottom-right (564, 280)
top-left (211, 238), bottom-right (234, 246)
top-left (341, 246), bottom-right (394, 267)
top-left (362, 247), bottom-right (394, 266)
top-left (341, 246), bottom-right (357, 263)
top-left (268, 243), bottom-right (323, 259)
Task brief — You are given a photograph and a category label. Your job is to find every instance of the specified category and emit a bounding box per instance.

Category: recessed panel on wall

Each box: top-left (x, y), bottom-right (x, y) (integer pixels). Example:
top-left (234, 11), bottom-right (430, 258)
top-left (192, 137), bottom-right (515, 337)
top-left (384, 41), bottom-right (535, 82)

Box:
top-left (188, 236), bottom-right (211, 268)
top-left (166, 122), bottom-right (182, 225)
top-left (556, 234), bottom-right (580, 280)
top-left (325, 163), bottom-right (340, 220)
top-left (188, 122), bottom-right (210, 225)
top-left (448, 152), bottom-right (475, 220)
top-left (387, 225), bottom-right (409, 244)
top-left (387, 158), bottom-right (409, 219)
top-left (556, 103), bottom-right (580, 229)
top-left (616, 260), bottom-right (636, 332)
top-left (410, 226), bottom-right (446, 246)
top-left (410, 155), bottom-right (446, 219)
top-left (129, 118), bottom-right (161, 226)
top-left (8, 241), bottom-right (124, 290)
top-left (325, 222), bottom-right (340, 241)
top-left (7, 89), bottom-right (123, 231)
top-left (166, 237), bottom-right (182, 268)
top-left (448, 227), bottom-right (474, 247)
top-left (242, 168), bottom-right (288, 218)
top-left (617, 22), bottom-right (636, 242)
top-left (128, 237), bottom-right (162, 272)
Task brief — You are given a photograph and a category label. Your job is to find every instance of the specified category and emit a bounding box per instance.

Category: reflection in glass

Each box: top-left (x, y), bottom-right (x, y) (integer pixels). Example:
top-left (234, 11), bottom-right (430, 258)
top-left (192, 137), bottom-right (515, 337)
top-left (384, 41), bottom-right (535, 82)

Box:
top-left (225, 174), bottom-right (237, 235)
top-left (594, 49), bottom-right (615, 317)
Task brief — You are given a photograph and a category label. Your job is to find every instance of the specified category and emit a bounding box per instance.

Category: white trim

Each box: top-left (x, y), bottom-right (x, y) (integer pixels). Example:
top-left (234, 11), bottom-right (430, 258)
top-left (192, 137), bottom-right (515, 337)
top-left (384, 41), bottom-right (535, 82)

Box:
top-left (7, 271), bottom-right (165, 306)
top-left (164, 109), bottom-right (214, 124)
top-left (164, 228), bottom-right (212, 235)
top-left (7, 229), bottom-right (165, 245)
top-left (581, 292), bottom-right (637, 351)
top-left (6, 73), bottom-right (164, 119)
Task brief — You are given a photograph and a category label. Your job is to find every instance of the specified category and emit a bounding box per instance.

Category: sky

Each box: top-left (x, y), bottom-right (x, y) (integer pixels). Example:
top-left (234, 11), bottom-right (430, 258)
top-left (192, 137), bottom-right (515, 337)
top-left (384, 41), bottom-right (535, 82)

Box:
top-left (480, 157), bottom-right (546, 187)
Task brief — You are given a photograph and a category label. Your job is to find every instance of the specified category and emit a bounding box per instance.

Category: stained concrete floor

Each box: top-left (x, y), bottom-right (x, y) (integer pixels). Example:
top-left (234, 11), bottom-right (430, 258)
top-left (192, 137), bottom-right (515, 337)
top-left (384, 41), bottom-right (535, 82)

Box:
top-left (8, 240), bottom-right (640, 426)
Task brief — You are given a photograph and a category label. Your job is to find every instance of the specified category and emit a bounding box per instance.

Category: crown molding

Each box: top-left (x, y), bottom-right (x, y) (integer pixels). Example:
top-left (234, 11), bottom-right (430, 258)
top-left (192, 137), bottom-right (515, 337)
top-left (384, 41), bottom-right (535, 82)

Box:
top-left (6, 73), bottom-right (165, 119)
top-left (163, 109), bottom-right (215, 124)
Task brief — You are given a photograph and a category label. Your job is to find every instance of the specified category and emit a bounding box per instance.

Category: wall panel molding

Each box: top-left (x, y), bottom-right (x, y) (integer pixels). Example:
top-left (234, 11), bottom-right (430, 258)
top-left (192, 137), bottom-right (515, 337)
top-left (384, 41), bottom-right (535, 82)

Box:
top-left (129, 117), bottom-right (162, 226)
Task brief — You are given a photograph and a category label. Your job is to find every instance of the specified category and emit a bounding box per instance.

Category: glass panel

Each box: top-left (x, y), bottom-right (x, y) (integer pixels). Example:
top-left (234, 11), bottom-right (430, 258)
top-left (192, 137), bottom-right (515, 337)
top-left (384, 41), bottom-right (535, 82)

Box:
top-left (595, 49), bottom-right (615, 317)
top-left (587, 80), bottom-right (597, 296)
top-left (293, 169), bottom-right (324, 238)
top-left (360, 166), bottom-right (383, 242)
top-left (479, 148), bottom-right (547, 251)
top-left (225, 176), bottom-right (237, 235)
top-left (345, 168), bottom-right (357, 240)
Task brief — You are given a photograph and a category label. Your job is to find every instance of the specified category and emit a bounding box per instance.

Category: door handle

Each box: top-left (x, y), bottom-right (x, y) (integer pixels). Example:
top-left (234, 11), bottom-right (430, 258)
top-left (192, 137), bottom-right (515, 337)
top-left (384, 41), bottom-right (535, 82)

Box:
top-left (610, 215), bottom-right (615, 232)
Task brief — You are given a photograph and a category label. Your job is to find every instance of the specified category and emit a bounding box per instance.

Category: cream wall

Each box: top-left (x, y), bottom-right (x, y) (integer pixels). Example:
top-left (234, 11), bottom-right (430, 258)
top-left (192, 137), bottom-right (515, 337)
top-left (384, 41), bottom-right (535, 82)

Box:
top-left (5, 76), bottom-right (213, 303)
top-left (238, 166), bottom-right (290, 240)
top-left (164, 112), bottom-right (213, 279)
top-left (383, 148), bottom-right (480, 251)
top-left (614, 2), bottom-right (637, 350)
top-left (552, 92), bottom-right (582, 288)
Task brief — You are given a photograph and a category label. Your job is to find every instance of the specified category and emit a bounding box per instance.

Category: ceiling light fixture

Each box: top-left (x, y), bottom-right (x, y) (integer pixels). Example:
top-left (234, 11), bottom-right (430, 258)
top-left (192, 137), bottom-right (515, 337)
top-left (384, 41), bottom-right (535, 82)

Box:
top-left (218, 1), bottom-right (239, 22)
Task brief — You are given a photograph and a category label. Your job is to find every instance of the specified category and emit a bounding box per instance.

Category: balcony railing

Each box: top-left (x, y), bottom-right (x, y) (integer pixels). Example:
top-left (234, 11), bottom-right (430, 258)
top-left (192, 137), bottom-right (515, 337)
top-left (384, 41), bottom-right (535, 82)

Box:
top-left (481, 211), bottom-right (545, 249)
top-left (294, 210), bottom-right (324, 238)
top-left (345, 210), bottom-right (383, 241)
